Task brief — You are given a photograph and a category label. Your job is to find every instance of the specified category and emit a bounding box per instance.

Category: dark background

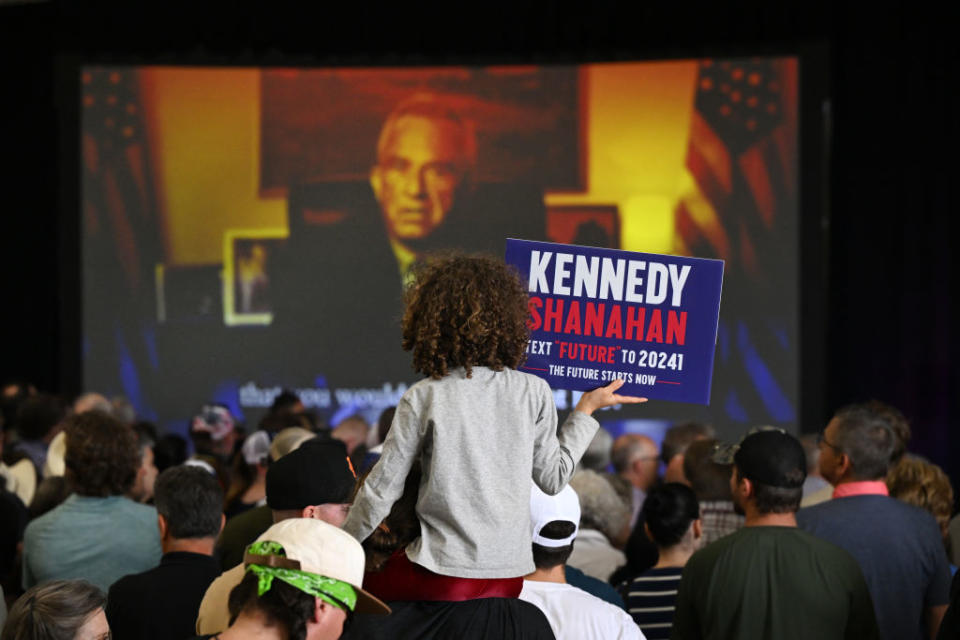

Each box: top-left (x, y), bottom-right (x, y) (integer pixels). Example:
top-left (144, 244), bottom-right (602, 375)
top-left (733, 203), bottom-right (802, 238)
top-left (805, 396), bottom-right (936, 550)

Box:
top-left (1, 4), bottom-right (955, 484)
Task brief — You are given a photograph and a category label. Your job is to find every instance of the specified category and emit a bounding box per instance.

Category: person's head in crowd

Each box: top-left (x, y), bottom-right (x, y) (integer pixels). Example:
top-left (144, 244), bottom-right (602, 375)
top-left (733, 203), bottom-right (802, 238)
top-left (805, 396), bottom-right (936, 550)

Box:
top-left (153, 433), bottom-right (188, 473)
top-left (402, 254), bottom-right (529, 380)
top-left (819, 402), bottom-right (898, 486)
top-left (1, 380), bottom-right (35, 433)
top-left (361, 462), bottom-right (422, 573)
top-left (682, 438), bottom-right (735, 501)
top-left (225, 519), bottom-right (389, 639)
top-left (887, 454), bottom-right (954, 543)
top-left (724, 429), bottom-right (806, 518)
top-left (661, 422), bottom-right (714, 484)
top-left (376, 406), bottom-right (396, 447)
top-left (369, 94), bottom-right (477, 248)
top-left (190, 404), bottom-right (238, 459)
top-left (16, 394), bottom-right (66, 444)
top-left (799, 433), bottom-right (822, 478)
top-left (569, 469), bottom-right (632, 548)
top-left (528, 483), bottom-right (580, 574)
top-left (862, 399), bottom-right (911, 467)
top-left (64, 410), bottom-right (140, 498)
top-left (184, 458), bottom-right (219, 476)
top-left (28, 476), bottom-right (72, 519)
top-left (270, 427), bottom-right (316, 463)
top-left (226, 430), bottom-right (271, 512)
top-left (259, 390), bottom-right (314, 434)
top-left (267, 438), bottom-right (357, 527)
top-left (127, 421), bottom-right (158, 503)
top-left (611, 433), bottom-right (659, 490)
top-left (641, 483), bottom-right (702, 561)
top-left (581, 427), bottom-right (614, 472)
top-left (331, 416), bottom-right (368, 457)
top-left (2, 579), bottom-right (108, 640)
top-left (270, 390), bottom-right (305, 417)
top-left (71, 393), bottom-right (110, 416)
top-left (154, 465), bottom-right (225, 555)
top-left (110, 396), bottom-right (137, 426)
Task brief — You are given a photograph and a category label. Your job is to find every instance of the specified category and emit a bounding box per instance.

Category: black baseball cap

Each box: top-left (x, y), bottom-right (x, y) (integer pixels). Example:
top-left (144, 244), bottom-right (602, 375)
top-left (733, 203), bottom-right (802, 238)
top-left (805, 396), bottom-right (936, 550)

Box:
top-left (713, 428), bottom-right (806, 489)
top-left (266, 438), bottom-right (357, 510)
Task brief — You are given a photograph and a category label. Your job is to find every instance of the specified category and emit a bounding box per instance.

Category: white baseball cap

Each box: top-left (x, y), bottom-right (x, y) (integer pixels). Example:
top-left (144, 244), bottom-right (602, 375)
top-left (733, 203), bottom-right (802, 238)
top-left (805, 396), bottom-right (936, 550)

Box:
top-left (241, 431), bottom-right (271, 466)
top-left (248, 518), bottom-right (390, 615)
top-left (530, 483), bottom-right (580, 547)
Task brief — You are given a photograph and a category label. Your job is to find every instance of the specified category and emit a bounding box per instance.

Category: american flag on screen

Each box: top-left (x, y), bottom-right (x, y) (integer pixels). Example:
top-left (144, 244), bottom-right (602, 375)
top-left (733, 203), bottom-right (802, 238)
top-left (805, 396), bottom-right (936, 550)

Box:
top-left (82, 67), bottom-right (161, 293)
top-left (82, 68), bottom-right (161, 418)
top-left (675, 58), bottom-right (798, 424)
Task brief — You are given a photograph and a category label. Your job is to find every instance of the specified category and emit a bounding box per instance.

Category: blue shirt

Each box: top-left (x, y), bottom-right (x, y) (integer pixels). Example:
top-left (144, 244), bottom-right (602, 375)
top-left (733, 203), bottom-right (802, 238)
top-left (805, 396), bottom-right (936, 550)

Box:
top-left (798, 494), bottom-right (951, 640)
top-left (23, 494), bottom-right (162, 592)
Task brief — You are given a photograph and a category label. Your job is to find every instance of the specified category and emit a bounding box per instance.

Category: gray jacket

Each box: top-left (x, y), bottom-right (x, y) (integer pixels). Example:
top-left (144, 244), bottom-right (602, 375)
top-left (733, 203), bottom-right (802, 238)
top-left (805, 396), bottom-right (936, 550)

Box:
top-left (343, 367), bottom-right (599, 578)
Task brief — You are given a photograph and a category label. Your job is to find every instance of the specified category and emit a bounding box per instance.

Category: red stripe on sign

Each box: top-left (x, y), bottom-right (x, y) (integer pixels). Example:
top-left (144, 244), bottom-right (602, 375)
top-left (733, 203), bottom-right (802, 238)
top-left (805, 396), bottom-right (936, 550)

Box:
top-left (523, 367), bottom-right (549, 372)
top-left (657, 381), bottom-right (682, 385)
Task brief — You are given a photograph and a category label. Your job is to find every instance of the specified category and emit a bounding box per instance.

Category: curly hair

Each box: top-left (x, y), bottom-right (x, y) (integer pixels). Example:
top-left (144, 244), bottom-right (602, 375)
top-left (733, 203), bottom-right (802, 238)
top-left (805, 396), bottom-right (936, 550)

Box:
top-left (361, 462), bottom-right (422, 572)
top-left (887, 455), bottom-right (953, 539)
top-left (401, 253), bottom-right (530, 379)
top-left (228, 571), bottom-right (317, 640)
top-left (64, 410), bottom-right (140, 497)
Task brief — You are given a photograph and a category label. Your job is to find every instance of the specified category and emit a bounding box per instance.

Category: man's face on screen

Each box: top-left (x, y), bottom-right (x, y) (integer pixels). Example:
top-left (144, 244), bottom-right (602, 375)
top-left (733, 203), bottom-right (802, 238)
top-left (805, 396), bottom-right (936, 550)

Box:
top-left (371, 115), bottom-right (466, 241)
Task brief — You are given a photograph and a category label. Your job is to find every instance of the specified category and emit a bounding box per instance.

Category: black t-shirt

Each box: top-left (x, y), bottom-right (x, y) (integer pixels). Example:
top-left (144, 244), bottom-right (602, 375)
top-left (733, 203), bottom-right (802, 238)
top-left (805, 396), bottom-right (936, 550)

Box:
top-left (341, 598), bottom-right (556, 640)
top-left (106, 551), bottom-right (221, 640)
top-left (0, 487), bottom-right (27, 585)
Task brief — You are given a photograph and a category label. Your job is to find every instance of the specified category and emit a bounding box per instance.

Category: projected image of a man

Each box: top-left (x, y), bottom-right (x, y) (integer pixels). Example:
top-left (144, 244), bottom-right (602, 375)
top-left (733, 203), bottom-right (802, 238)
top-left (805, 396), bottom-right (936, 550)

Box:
top-left (369, 95), bottom-right (476, 254)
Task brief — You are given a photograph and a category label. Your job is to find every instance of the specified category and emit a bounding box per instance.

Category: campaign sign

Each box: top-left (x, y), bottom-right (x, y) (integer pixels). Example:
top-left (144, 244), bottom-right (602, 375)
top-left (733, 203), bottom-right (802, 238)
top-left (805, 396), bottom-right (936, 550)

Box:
top-left (505, 239), bottom-right (724, 404)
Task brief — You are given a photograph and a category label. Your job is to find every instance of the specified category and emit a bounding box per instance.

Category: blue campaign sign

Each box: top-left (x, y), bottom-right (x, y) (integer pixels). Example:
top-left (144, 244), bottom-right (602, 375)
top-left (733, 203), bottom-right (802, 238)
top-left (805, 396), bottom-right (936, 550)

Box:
top-left (505, 239), bottom-right (724, 404)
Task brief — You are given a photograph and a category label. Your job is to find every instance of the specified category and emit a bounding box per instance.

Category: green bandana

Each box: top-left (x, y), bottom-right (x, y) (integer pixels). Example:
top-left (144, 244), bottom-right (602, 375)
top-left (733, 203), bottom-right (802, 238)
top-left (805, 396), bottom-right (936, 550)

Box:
top-left (245, 541), bottom-right (358, 612)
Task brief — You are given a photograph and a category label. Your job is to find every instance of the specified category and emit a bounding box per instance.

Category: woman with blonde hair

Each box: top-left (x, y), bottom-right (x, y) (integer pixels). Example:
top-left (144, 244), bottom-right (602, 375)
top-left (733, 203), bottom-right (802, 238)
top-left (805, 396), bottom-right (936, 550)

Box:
top-left (887, 454), bottom-right (954, 549)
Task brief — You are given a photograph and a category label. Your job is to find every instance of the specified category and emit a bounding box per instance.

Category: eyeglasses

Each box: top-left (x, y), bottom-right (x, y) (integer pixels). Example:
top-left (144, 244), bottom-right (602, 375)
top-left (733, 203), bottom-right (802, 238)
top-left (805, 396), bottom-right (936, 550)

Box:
top-left (816, 432), bottom-right (843, 454)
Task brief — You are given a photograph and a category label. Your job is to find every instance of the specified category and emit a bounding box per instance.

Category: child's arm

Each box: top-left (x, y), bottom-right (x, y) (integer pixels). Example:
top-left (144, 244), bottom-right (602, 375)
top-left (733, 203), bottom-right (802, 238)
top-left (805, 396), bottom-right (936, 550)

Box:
top-left (342, 397), bottom-right (423, 543)
top-left (532, 379), bottom-right (646, 495)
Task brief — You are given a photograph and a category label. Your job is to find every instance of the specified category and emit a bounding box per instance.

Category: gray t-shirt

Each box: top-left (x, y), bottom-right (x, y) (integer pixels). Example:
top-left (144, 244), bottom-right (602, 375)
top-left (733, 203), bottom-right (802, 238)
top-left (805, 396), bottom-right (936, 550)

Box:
top-left (23, 494), bottom-right (162, 592)
top-left (343, 366), bottom-right (599, 578)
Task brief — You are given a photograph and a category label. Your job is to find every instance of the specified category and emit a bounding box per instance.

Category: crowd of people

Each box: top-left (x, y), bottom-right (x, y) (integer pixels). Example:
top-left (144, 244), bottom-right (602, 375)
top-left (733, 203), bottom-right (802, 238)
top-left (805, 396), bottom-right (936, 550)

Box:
top-left (1, 254), bottom-right (959, 640)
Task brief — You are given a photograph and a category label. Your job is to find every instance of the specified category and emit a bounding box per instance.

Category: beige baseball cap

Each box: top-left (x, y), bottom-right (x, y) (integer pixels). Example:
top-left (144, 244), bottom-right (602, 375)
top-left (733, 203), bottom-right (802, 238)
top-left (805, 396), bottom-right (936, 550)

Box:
top-left (43, 430), bottom-right (67, 478)
top-left (269, 427), bottom-right (315, 462)
top-left (249, 518), bottom-right (390, 615)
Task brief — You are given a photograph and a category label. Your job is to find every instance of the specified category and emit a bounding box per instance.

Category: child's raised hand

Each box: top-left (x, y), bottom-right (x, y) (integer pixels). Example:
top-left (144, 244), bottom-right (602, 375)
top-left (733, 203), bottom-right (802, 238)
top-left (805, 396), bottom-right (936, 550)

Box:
top-left (574, 378), bottom-right (648, 416)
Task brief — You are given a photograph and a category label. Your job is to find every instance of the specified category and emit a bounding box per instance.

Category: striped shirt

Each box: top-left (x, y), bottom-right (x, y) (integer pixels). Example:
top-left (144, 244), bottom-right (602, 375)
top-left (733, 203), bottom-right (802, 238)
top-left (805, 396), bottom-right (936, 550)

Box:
top-left (626, 566), bottom-right (683, 640)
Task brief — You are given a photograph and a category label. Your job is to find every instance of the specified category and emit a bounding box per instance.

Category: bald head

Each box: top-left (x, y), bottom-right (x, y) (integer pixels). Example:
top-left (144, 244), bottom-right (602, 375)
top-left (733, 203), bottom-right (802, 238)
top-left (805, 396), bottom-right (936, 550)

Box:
top-left (73, 393), bottom-right (110, 415)
top-left (611, 434), bottom-right (659, 490)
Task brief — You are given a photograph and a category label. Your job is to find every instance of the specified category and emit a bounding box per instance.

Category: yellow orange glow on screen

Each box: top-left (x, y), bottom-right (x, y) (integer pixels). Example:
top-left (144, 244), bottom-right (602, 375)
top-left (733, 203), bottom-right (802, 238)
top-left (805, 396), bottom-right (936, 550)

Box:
top-left (141, 63), bottom-right (698, 266)
top-left (140, 68), bottom-right (286, 266)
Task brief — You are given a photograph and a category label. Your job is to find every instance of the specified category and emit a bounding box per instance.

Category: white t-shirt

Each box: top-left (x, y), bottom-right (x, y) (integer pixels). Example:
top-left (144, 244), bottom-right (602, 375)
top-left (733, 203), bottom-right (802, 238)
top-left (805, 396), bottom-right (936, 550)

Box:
top-left (519, 579), bottom-right (646, 640)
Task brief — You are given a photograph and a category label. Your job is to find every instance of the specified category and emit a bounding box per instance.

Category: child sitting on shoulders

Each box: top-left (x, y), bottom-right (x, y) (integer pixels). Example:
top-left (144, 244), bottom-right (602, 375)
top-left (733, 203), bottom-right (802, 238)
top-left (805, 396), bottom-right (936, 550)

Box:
top-left (343, 253), bottom-right (645, 579)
